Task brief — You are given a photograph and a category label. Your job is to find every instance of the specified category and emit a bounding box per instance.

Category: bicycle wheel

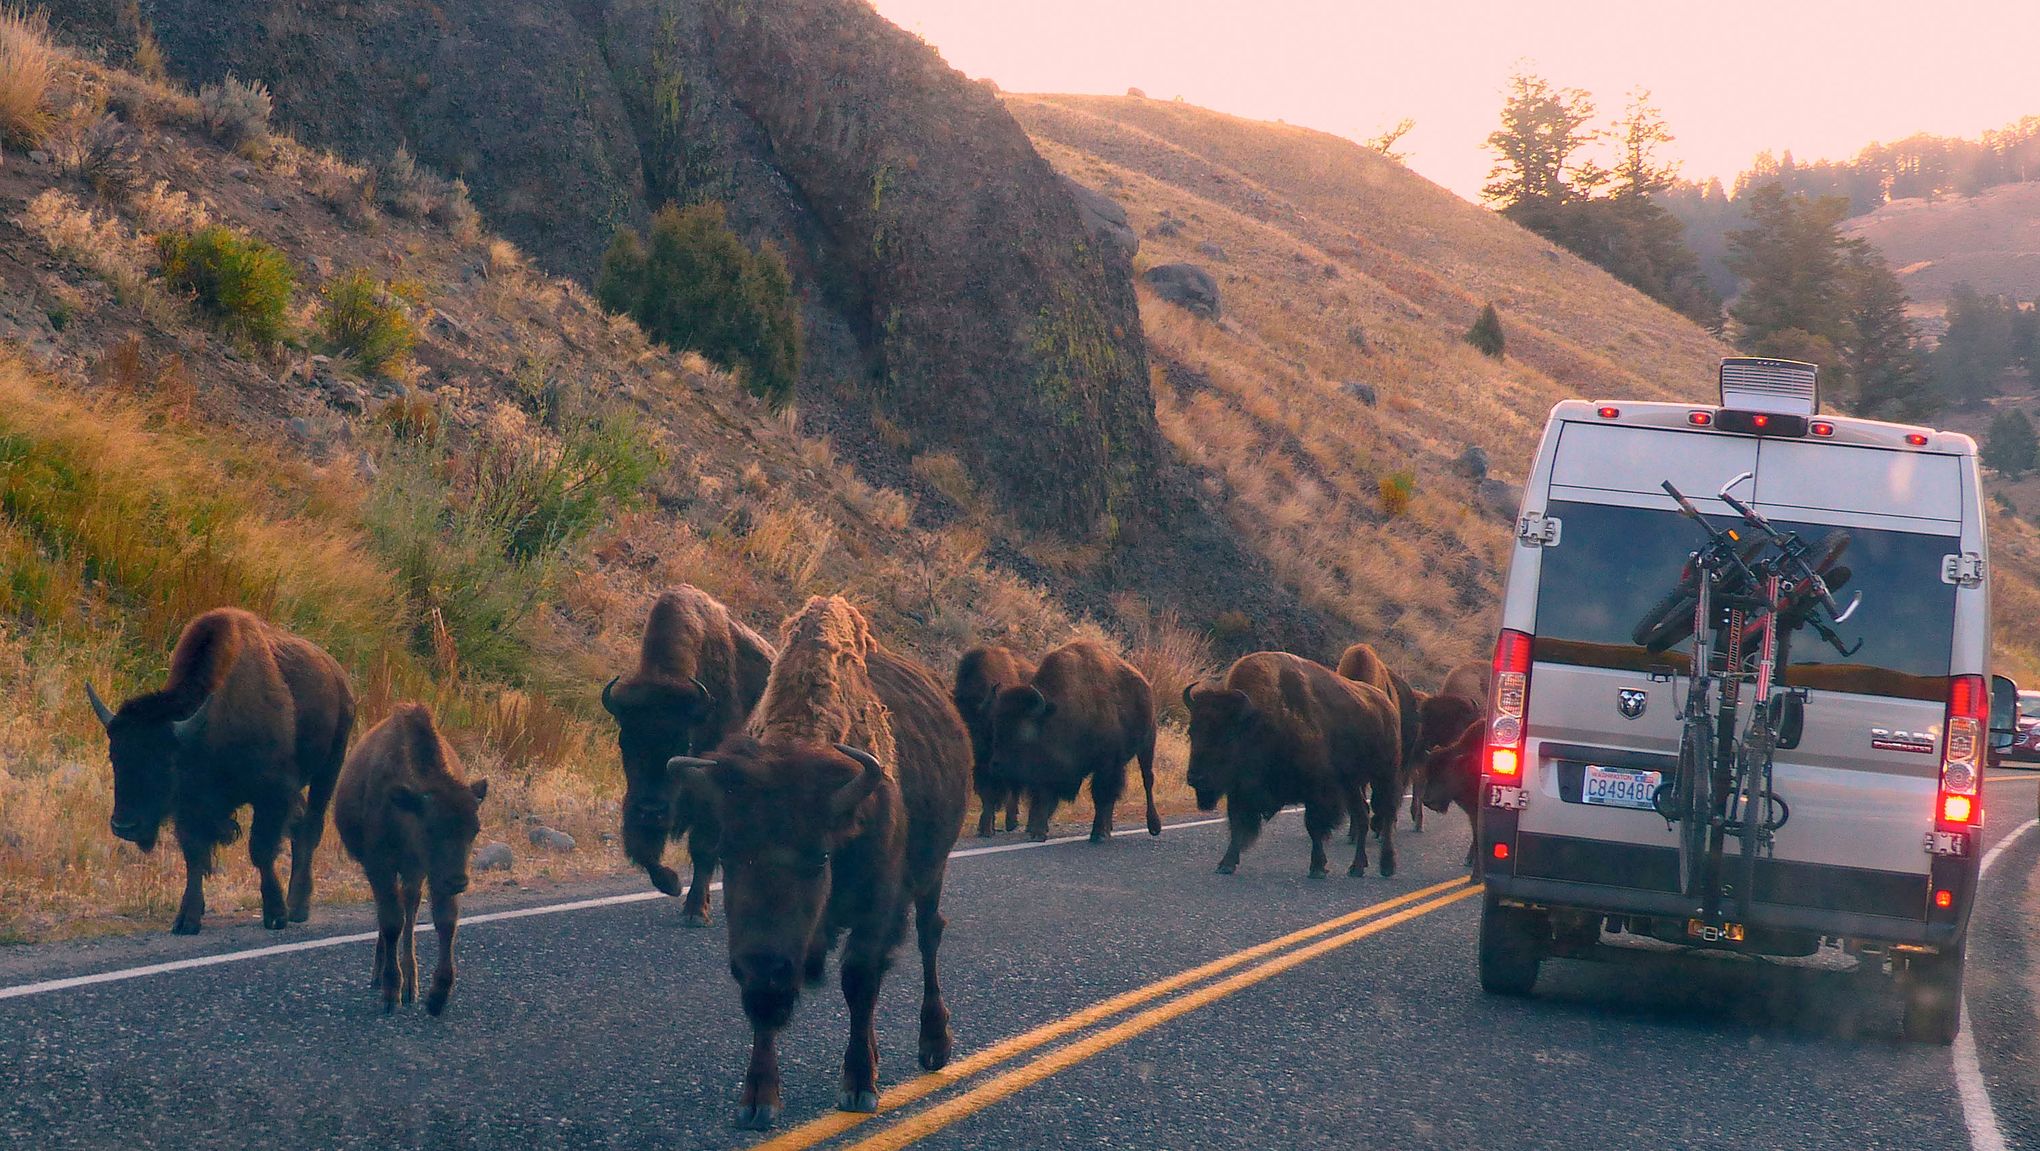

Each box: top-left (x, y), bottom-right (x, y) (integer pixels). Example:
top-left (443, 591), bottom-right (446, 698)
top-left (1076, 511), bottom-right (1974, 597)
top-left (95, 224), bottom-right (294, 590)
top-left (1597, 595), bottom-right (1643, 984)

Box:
top-left (1633, 584), bottom-right (1700, 652)
top-left (1679, 720), bottom-right (1713, 900)
top-left (1733, 738), bottom-right (1763, 920)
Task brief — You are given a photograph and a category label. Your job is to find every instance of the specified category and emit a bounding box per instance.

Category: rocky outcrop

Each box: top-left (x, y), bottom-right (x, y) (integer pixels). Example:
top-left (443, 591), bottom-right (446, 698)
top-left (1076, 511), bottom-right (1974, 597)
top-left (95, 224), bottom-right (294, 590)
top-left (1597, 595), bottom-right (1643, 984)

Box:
top-left (57, 0), bottom-right (1159, 536)
top-left (1143, 264), bottom-right (1221, 319)
top-left (1062, 177), bottom-right (1137, 259)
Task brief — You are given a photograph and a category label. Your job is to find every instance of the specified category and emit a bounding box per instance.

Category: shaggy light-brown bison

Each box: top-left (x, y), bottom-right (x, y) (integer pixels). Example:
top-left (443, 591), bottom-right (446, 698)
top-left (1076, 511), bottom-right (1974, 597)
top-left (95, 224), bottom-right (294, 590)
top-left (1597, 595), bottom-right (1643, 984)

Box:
top-left (1336, 642), bottom-right (1427, 829)
top-left (668, 596), bottom-right (969, 1130)
top-left (87, 608), bottom-right (354, 935)
top-left (333, 703), bottom-right (490, 1015)
top-left (985, 640), bottom-right (1161, 843)
top-left (602, 586), bottom-right (776, 925)
top-left (953, 645), bottom-right (1038, 836)
top-left (1186, 651), bottom-right (1401, 877)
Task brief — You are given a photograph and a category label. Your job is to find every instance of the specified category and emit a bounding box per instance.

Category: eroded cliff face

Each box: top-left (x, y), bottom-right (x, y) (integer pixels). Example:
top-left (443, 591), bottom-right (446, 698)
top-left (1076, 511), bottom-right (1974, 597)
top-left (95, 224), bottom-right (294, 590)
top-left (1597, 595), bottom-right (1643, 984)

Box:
top-left (60, 0), bottom-right (1157, 536)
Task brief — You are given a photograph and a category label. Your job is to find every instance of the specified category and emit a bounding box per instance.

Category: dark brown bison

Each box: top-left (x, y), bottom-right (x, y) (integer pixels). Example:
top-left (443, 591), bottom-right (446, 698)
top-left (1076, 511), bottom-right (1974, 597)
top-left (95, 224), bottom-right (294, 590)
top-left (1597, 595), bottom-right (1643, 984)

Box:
top-left (668, 596), bottom-right (969, 1130)
top-left (86, 608), bottom-right (354, 935)
top-left (333, 703), bottom-right (491, 1015)
top-left (1336, 643), bottom-right (1426, 829)
top-left (1186, 651), bottom-right (1402, 877)
top-left (601, 586), bottom-right (776, 925)
top-left (953, 645), bottom-right (1038, 836)
top-left (985, 640), bottom-right (1161, 843)
top-left (1420, 718), bottom-right (1485, 871)
top-left (1438, 659), bottom-right (1490, 705)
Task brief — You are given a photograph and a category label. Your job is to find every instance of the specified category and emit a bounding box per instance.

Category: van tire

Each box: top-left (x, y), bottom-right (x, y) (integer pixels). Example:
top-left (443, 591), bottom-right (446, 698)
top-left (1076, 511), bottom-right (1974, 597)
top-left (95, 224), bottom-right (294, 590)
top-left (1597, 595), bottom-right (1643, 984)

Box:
top-left (1478, 894), bottom-right (1544, 997)
top-left (1902, 946), bottom-right (1965, 1046)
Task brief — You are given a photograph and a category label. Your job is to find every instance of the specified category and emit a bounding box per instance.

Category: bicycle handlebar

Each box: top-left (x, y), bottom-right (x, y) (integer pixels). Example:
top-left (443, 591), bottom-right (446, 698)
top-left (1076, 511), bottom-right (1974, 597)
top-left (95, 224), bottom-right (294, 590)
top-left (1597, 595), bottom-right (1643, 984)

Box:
top-left (1712, 478), bottom-right (1854, 623)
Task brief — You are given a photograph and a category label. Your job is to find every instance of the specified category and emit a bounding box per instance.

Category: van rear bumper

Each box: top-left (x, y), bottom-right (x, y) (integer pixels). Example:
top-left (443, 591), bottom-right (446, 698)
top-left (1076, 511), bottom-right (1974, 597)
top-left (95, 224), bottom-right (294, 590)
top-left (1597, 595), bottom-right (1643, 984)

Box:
top-left (1485, 873), bottom-right (1967, 948)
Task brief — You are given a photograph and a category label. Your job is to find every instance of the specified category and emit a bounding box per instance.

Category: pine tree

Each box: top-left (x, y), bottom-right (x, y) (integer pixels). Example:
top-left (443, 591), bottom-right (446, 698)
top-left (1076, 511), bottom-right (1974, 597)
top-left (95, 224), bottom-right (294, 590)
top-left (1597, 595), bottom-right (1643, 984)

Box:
top-left (1612, 89), bottom-right (1678, 201)
top-left (1984, 409), bottom-right (2038, 478)
top-left (1466, 303), bottom-right (1505, 358)
top-left (1725, 185), bottom-right (1856, 392)
top-left (1483, 71), bottom-right (1603, 213)
top-left (1841, 241), bottom-right (1933, 419)
top-left (1935, 282), bottom-right (2018, 406)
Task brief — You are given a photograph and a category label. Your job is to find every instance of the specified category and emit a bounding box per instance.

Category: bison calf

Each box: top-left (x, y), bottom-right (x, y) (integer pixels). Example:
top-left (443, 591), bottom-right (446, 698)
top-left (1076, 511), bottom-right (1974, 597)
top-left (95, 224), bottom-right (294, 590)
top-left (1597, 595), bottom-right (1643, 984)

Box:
top-left (1420, 718), bottom-right (1484, 872)
top-left (1186, 652), bottom-right (1401, 877)
top-left (334, 703), bottom-right (491, 1016)
top-left (985, 640), bottom-right (1160, 843)
top-left (1336, 642), bottom-right (1426, 830)
top-left (602, 586), bottom-right (776, 925)
top-left (87, 608), bottom-right (354, 935)
top-left (953, 645), bottom-right (1038, 836)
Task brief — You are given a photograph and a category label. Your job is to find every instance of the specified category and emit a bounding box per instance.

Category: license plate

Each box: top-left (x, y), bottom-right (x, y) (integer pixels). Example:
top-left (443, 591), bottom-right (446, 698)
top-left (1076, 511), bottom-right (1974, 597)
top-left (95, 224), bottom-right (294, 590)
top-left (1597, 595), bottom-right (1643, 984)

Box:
top-left (1581, 765), bottom-right (1661, 810)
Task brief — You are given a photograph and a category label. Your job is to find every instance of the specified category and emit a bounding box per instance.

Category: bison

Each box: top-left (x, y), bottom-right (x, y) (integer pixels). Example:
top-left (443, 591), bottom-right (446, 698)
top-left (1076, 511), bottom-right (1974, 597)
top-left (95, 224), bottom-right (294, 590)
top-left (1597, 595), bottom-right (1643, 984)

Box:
top-left (1336, 643), bottom-right (1426, 829)
top-left (333, 703), bottom-right (491, 1015)
top-left (1186, 651), bottom-right (1402, 877)
top-left (953, 645), bottom-right (1038, 836)
top-left (985, 640), bottom-right (1161, 843)
top-left (86, 608), bottom-right (354, 935)
top-left (1420, 718), bottom-right (1485, 871)
top-left (667, 596), bottom-right (969, 1130)
top-left (1437, 659), bottom-right (1490, 705)
top-left (601, 586), bottom-right (776, 925)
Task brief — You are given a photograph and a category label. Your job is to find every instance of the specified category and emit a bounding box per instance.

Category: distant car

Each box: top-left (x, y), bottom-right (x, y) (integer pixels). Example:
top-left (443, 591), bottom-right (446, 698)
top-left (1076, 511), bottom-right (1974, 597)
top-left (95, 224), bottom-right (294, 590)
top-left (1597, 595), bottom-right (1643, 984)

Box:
top-left (2003, 691), bottom-right (2040, 766)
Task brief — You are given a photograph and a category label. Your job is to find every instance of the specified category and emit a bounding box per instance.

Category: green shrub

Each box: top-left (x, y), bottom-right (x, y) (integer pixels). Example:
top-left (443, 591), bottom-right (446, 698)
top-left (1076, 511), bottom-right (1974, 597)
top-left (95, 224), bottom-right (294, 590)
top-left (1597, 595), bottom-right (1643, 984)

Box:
top-left (598, 202), bottom-right (803, 406)
top-left (1379, 469), bottom-right (1416, 518)
top-left (157, 225), bottom-right (296, 344)
top-left (318, 270), bottom-right (417, 375)
top-left (1466, 302), bottom-right (1506, 358)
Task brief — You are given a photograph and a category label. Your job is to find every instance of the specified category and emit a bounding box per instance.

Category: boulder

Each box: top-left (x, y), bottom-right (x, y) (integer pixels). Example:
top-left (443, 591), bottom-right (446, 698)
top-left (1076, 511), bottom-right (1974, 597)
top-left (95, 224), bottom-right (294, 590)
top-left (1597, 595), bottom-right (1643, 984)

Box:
top-left (473, 842), bottom-right (514, 871)
top-left (1478, 478), bottom-right (1520, 521)
top-left (1149, 217), bottom-right (1184, 238)
top-left (1456, 445), bottom-right (1490, 480)
top-left (528, 825), bottom-right (576, 852)
top-left (1061, 176), bottom-right (1137, 260)
top-left (1143, 264), bottom-right (1221, 320)
top-left (1340, 381), bottom-right (1377, 407)
top-left (1195, 240), bottom-right (1230, 262)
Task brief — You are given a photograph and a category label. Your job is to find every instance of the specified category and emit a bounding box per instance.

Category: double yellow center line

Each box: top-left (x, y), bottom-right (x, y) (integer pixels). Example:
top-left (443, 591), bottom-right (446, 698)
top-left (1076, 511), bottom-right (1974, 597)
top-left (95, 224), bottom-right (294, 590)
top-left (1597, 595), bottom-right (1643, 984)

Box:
top-left (751, 876), bottom-right (1481, 1151)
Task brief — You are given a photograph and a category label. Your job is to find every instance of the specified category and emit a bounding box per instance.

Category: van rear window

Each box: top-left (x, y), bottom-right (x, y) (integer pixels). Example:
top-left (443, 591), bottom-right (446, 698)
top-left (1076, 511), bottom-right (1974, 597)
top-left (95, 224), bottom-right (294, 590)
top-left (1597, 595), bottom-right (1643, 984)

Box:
top-left (1532, 500), bottom-right (1957, 700)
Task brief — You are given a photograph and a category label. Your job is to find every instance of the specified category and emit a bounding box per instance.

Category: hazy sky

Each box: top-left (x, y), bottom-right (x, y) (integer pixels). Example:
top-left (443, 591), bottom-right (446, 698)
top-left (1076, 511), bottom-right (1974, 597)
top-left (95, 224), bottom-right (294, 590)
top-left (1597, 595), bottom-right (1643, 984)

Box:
top-left (869, 0), bottom-right (2038, 202)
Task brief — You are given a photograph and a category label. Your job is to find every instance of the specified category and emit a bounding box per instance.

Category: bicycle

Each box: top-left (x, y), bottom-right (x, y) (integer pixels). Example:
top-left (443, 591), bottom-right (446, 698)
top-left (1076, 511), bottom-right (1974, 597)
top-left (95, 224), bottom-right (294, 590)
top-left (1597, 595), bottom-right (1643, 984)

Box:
top-left (1632, 473), bottom-right (1860, 922)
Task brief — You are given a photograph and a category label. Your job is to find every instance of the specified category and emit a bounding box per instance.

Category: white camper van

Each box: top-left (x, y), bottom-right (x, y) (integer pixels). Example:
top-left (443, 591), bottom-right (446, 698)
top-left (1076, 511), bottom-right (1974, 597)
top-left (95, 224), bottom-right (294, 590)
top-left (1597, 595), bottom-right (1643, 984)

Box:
top-left (1476, 358), bottom-right (2018, 1043)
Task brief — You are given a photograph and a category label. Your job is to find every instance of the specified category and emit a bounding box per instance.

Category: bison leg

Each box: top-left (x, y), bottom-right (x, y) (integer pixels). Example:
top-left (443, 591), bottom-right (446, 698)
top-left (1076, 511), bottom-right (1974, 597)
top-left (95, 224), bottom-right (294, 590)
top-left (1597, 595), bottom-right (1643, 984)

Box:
top-left (425, 886), bottom-right (461, 1016)
top-left (1370, 780), bottom-right (1399, 879)
top-left (289, 760), bottom-right (338, 924)
top-left (975, 791), bottom-right (996, 838)
top-left (1305, 801), bottom-right (1340, 878)
top-left (372, 877), bottom-right (404, 1013)
top-left (622, 812), bottom-right (683, 900)
top-left (837, 956), bottom-right (884, 1113)
top-left (398, 880), bottom-right (423, 1005)
top-left (914, 884), bottom-right (953, 1072)
top-left (1137, 739), bottom-right (1162, 837)
top-left (1088, 759), bottom-right (1129, 843)
top-left (1023, 793), bottom-right (1057, 842)
top-left (1216, 804), bottom-right (1261, 874)
top-left (735, 1026), bottom-right (783, 1130)
top-left (248, 800), bottom-right (290, 931)
top-left (680, 825), bottom-right (718, 929)
top-left (1004, 790), bottom-right (1022, 833)
top-left (170, 832), bottom-right (211, 935)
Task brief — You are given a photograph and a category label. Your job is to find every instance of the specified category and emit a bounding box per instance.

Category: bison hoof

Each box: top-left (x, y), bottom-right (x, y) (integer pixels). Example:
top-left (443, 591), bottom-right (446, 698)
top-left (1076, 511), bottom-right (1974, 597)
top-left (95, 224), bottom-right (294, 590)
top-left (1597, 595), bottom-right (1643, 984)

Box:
top-left (1003, 817), bottom-right (1020, 832)
top-left (1347, 863), bottom-right (1367, 877)
top-left (170, 915), bottom-right (202, 936)
top-left (426, 990), bottom-right (450, 1017)
top-left (682, 909), bottom-right (712, 929)
top-left (1214, 862), bottom-right (1237, 875)
top-left (1027, 831), bottom-right (1049, 843)
top-left (1147, 817), bottom-right (1162, 837)
top-left (734, 1104), bottom-right (781, 1131)
top-left (262, 911), bottom-right (288, 930)
top-left (920, 1030), bottom-right (954, 1071)
top-left (1379, 859), bottom-right (1397, 878)
top-left (836, 1089), bottom-right (880, 1114)
top-left (648, 867), bottom-right (685, 898)
top-left (382, 997), bottom-right (398, 1016)
top-left (287, 905), bottom-right (310, 924)
top-left (1308, 867), bottom-right (1328, 879)
top-left (1088, 831), bottom-right (1109, 844)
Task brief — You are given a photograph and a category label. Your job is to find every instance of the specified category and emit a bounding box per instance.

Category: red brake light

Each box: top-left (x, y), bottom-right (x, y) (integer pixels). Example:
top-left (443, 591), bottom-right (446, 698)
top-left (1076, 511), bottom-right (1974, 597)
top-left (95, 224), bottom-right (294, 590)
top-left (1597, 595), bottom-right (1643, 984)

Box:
top-left (1492, 842), bottom-right (1511, 861)
top-left (1597, 406), bottom-right (1620, 419)
top-left (1751, 413), bottom-right (1770, 429)
top-left (1934, 889), bottom-right (1954, 909)
top-left (1486, 629), bottom-right (1532, 782)
top-left (1688, 410), bottom-right (1713, 426)
top-left (1937, 674), bottom-right (1986, 831)
top-left (1942, 795), bottom-right (1974, 824)
top-left (1810, 421), bottom-right (1834, 436)
top-left (1906, 433), bottom-right (1929, 446)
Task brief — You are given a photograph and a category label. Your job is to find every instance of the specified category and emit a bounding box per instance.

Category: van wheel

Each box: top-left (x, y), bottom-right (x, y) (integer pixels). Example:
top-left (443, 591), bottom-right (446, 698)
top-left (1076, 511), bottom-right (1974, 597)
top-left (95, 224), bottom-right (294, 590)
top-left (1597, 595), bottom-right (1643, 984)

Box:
top-left (1479, 894), bottom-right (1544, 997)
top-left (1901, 946), bottom-right (1965, 1045)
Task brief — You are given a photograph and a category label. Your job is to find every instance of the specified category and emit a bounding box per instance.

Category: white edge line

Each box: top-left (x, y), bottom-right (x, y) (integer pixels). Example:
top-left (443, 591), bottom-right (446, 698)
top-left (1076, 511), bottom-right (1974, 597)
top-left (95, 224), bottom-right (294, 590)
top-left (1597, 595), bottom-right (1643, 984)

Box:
top-left (0, 814), bottom-right (1234, 1003)
top-left (1956, 815), bottom-right (2036, 1151)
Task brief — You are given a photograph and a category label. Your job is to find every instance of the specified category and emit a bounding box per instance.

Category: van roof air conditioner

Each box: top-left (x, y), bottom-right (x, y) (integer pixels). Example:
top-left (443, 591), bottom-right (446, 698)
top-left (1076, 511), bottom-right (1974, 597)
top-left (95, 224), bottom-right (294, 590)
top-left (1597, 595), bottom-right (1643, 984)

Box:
top-left (1719, 357), bottom-right (1819, 416)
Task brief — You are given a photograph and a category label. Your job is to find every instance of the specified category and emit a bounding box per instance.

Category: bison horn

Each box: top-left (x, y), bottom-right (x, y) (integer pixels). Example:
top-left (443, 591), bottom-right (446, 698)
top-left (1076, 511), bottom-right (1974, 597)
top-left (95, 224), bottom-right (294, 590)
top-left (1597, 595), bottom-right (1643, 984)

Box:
top-left (85, 681), bottom-right (115, 728)
top-left (665, 755), bottom-right (719, 774)
top-left (833, 744), bottom-right (884, 775)
top-left (1182, 681), bottom-right (1198, 710)
top-left (600, 676), bottom-right (622, 717)
top-left (691, 677), bottom-right (715, 706)
top-left (171, 694), bottom-right (212, 746)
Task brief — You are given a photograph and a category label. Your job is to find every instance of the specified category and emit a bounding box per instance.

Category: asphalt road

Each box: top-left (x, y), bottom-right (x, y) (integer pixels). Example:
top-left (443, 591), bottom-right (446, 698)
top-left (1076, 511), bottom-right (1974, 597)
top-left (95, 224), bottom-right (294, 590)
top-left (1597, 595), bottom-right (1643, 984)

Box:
top-left (2, 775), bottom-right (2036, 1151)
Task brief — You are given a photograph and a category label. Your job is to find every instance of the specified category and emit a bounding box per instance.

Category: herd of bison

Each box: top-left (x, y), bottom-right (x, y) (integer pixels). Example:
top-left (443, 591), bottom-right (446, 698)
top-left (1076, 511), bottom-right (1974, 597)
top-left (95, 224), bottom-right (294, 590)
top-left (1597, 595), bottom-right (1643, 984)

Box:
top-left (79, 588), bottom-right (1492, 1130)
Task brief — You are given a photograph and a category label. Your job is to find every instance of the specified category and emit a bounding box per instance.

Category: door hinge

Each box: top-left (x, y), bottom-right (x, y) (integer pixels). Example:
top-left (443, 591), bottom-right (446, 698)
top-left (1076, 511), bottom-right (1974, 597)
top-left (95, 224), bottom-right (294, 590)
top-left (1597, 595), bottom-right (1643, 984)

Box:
top-left (1516, 513), bottom-right (1561, 548)
top-left (1940, 553), bottom-right (1984, 588)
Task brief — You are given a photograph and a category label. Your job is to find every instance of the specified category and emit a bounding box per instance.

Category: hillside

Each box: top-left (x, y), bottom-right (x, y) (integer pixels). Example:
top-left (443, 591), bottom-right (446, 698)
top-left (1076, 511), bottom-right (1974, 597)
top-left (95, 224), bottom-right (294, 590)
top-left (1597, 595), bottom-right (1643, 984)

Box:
top-left (1845, 182), bottom-right (2040, 317)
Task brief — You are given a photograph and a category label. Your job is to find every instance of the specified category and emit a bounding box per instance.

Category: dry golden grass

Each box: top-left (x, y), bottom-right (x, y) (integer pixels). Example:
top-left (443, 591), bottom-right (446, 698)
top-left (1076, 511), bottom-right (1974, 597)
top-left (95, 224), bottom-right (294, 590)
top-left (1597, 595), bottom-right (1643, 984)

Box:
top-left (0, 6), bottom-right (55, 148)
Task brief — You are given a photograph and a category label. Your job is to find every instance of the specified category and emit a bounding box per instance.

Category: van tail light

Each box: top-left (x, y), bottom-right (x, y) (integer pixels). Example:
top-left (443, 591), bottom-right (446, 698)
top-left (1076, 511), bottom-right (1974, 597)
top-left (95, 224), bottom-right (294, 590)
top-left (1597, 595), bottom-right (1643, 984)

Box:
top-left (1937, 674), bottom-right (1985, 831)
top-left (1487, 629), bottom-right (1533, 780)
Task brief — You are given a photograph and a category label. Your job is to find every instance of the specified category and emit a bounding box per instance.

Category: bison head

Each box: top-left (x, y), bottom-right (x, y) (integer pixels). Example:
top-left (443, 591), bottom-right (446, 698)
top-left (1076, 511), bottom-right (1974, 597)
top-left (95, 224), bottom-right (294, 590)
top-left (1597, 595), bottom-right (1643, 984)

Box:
top-left (391, 775), bottom-right (491, 895)
top-left (673, 739), bottom-right (887, 1030)
top-left (1183, 682), bottom-right (1256, 811)
top-left (603, 675), bottom-right (714, 893)
top-left (985, 685), bottom-right (1058, 784)
top-left (89, 682), bottom-right (207, 853)
top-left (1421, 721), bottom-right (1484, 814)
